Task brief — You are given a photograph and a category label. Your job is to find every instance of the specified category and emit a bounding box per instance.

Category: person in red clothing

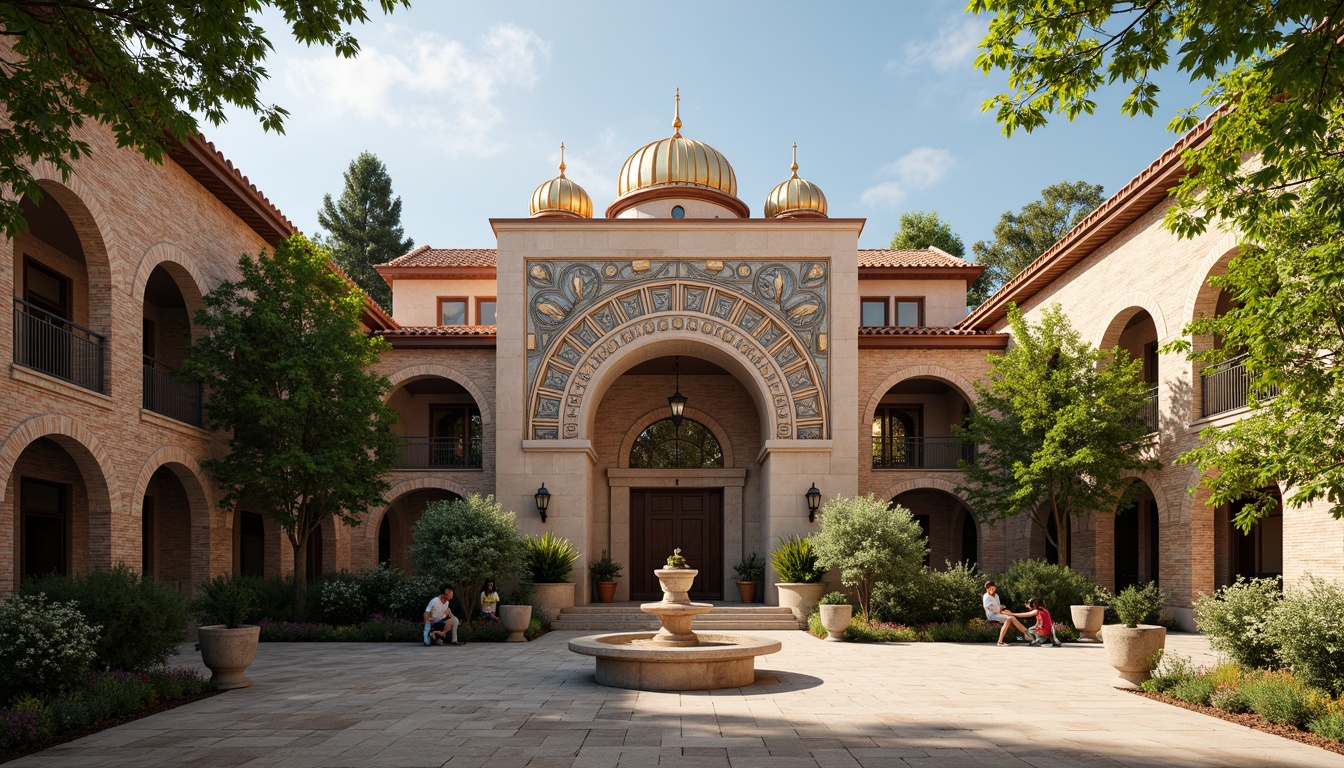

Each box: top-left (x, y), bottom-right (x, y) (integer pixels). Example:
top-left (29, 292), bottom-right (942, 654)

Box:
top-left (1009, 597), bottom-right (1061, 647)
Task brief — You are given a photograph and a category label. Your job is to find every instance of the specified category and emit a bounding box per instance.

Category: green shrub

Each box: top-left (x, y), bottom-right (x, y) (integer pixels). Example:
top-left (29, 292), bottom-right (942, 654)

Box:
top-left (47, 697), bottom-right (90, 733)
top-left (238, 575), bottom-right (296, 621)
top-left (1141, 652), bottom-right (1198, 694)
top-left (1193, 576), bottom-right (1281, 670)
top-left (812, 495), bottom-right (927, 623)
top-left (732, 551), bottom-right (765, 581)
top-left (846, 618), bottom-right (918, 643)
top-left (994, 559), bottom-right (1095, 618)
top-left (193, 575), bottom-right (260, 628)
top-left (770, 535), bottom-right (826, 583)
top-left (413, 495), bottom-right (527, 621)
top-left (588, 550), bottom-right (623, 582)
top-left (1169, 676), bottom-right (1218, 706)
top-left (354, 564), bottom-right (409, 617)
top-left (387, 574), bottom-right (440, 622)
top-left (1239, 672), bottom-right (1326, 727)
top-left (1266, 576), bottom-right (1344, 695)
top-left (524, 532), bottom-right (579, 583)
top-left (1209, 683), bottom-right (1252, 713)
top-left (872, 561), bottom-right (982, 625)
top-left (318, 577), bottom-right (368, 626)
top-left (23, 565), bottom-right (188, 672)
top-left (817, 591), bottom-right (849, 605)
top-left (807, 610), bottom-right (825, 638)
top-left (0, 594), bottom-right (98, 703)
top-left (1112, 582), bottom-right (1165, 627)
top-left (1308, 712), bottom-right (1344, 742)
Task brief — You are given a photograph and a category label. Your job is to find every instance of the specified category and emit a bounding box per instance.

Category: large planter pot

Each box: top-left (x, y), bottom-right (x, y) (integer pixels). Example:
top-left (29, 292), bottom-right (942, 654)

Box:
top-left (819, 604), bottom-right (852, 642)
top-left (500, 604), bottom-right (532, 642)
top-left (654, 568), bottom-right (697, 603)
top-left (530, 582), bottom-right (575, 622)
top-left (595, 582), bottom-right (618, 603)
top-left (735, 581), bottom-right (757, 603)
top-left (1103, 624), bottom-right (1167, 689)
top-left (1071, 605), bottom-right (1106, 643)
top-left (198, 625), bottom-right (261, 690)
top-left (777, 582), bottom-right (829, 624)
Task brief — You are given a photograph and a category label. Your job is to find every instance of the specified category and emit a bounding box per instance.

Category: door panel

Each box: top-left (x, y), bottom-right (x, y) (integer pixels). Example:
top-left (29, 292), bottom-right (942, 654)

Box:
top-left (629, 489), bottom-right (723, 600)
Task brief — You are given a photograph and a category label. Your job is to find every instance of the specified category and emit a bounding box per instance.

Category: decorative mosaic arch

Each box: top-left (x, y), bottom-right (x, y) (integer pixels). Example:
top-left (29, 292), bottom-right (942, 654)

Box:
top-left (525, 259), bottom-right (830, 441)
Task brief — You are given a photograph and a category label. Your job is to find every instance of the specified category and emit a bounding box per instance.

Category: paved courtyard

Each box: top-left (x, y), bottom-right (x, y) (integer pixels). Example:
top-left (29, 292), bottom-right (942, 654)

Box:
top-left (11, 631), bottom-right (1344, 767)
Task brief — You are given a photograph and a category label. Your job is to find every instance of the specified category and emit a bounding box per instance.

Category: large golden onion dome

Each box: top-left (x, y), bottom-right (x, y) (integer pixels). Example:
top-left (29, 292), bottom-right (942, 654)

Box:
top-left (764, 144), bottom-right (828, 218)
top-left (530, 143), bottom-right (593, 219)
top-left (607, 91), bottom-right (747, 218)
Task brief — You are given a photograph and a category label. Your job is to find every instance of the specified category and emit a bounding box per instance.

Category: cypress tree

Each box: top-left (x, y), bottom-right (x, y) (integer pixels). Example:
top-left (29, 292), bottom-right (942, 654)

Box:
top-left (317, 152), bottom-right (413, 309)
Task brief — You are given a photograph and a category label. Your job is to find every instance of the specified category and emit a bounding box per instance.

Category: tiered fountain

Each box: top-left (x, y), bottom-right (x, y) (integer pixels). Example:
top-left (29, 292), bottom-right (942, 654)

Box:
top-left (569, 549), bottom-right (782, 691)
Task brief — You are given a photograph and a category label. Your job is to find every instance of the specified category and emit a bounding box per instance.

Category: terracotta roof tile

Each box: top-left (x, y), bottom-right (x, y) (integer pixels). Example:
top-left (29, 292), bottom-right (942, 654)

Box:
top-left (383, 246), bottom-right (497, 268)
top-left (858, 326), bottom-right (992, 336)
top-left (374, 325), bottom-right (497, 337)
top-left (857, 247), bottom-right (977, 269)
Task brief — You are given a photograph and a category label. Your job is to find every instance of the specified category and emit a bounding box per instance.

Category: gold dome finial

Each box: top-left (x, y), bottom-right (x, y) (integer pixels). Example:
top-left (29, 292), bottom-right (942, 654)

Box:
top-left (672, 88), bottom-right (682, 138)
top-left (559, 142), bottom-right (566, 178)
top-left (791, 142), bottom-right (799, 178)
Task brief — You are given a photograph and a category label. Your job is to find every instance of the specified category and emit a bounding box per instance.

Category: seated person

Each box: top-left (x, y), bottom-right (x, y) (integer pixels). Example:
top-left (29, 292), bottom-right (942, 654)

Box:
top-left (479, 579), bottom-right (501, 624)
top-left (423, 584), bottom-right (463, 646)
top-left (983, 580), bottom-right (1030, 646)
top-left (1008, 597), bottom-right (1062, 647)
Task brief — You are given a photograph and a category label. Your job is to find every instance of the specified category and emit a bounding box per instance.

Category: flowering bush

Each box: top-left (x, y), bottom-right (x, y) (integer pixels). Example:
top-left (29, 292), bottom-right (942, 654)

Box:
top-left (1209, 682), bottom-right (1252, 713)
top-left (1237, 671), bottom-right (1327, 727)
top-left (1193, 577), bottom-right (1281, 670)
top-left (0, 594), bottom-right (99, 702)
top-left (386, 575), bottom-right (440, 622)
top-left (1266, 576), bottom-right (1344, 695)
top-left (318, 578), bottom-right (368, 626)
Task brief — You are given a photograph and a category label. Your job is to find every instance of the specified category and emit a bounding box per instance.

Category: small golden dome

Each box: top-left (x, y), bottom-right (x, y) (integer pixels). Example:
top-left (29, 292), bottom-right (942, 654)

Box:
top-left (530, 143), bottom-right (593, 219)
top-left (764, 143), bottom-right (828, 218)
top-left (614, 90), bottom-right (738, 200)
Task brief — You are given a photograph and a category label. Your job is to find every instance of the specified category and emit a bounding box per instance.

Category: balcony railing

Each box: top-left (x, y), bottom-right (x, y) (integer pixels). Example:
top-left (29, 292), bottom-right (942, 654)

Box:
top-left (13, 298), bottom-right (105, 392)
top-left (872, 436), bottom-right (975, 470)
top-left (396, 436), bottom-right (483, 469)
top-left (1141, 385), bottom-right (1159, 433)
top-left (143, 356), bottom-right (202, 426)
top-left (1202, 353), bottom-right (1279, 418)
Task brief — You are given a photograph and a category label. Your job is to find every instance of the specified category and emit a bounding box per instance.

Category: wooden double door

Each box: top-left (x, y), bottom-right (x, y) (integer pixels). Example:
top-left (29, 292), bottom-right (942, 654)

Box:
top-left (630, 489), bottom-right (723, 600)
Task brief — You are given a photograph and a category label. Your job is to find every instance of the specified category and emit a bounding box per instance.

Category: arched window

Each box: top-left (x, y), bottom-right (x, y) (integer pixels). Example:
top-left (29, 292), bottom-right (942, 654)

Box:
top-left (629, 418), bottom-right (724, 469)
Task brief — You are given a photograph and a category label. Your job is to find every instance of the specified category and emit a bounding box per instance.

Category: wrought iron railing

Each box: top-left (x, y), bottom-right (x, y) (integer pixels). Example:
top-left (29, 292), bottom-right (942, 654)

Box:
top-left (1141, 385), bottom-right (1159, 433)
top-left (142, 356), bottom-right (202, 426)
top-left (396, 436), bottom-right (483, 469)
top-left (872, 436), bottom-right (975, 469)
top-left (13, 298), bottom-right (104, 392)
top-left (1201, 353), bottom-right (1279, 418)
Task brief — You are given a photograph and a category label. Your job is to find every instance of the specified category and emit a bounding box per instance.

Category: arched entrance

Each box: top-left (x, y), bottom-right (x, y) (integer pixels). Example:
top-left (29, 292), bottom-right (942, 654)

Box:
top-left (1216, 486), bottom-right (1283, 587)
top-left (891, 488), bottom-right (975, 568)
top-left (140, 464), bottom-right (209, 595)
top-left (378, 488), bottom-right (461, 573)
top-left (1114, 480), bottom-right (1160, 590)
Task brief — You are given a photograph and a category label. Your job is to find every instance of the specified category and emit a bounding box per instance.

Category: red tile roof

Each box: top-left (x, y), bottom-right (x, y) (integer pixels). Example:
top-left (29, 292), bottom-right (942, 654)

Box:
top-left (858, 326), bottom-right (992, 336)
top-left (384, 246), bottom-right (498, 268)
top-left (375, 326), bottom-right (497, 337)
top-left (858, 247), bottom-right (975, 269)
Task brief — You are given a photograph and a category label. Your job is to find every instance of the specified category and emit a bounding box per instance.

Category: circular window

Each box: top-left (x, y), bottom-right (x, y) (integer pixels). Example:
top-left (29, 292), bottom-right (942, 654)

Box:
top-left (671, 205), bottom-right (685, 219)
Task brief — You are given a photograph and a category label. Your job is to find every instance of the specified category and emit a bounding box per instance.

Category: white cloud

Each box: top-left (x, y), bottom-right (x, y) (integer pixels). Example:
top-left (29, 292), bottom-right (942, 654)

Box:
top-left (885, 16), bottom-right (988, 76)
top-left (860, 147), bottom-right (956, 209)
top-left (283, 24), bottom-right (551, 157)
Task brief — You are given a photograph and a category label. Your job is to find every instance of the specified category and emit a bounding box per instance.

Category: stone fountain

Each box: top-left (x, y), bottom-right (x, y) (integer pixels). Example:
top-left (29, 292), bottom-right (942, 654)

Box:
top-left (569, 551), bottom-right (782, 691)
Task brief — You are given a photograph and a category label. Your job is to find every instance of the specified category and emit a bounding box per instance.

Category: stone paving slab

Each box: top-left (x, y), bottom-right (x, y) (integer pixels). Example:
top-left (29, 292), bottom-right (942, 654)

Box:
top-left (10, 632), bottom-right (1344, 767)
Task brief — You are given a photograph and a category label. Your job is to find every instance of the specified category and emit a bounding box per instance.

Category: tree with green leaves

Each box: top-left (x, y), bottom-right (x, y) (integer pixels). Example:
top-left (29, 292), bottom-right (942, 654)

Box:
top-left (410, 495), bottom-right (527, 622)
top-left (0, 0), bottom-right (408, 239)
top-left (317, 152), bottom-right (413, 309)
top-left (970, 1), bottom-right (1344, 529)
top-left (968, 181), bottom-right (1105, 306)
top-left (889, 210), bottom-right (965, 256)
top-left (955, 303), bottom-right (1158, 565)
top-left (184, 234), bottom-right (401, 618)
top-left (811, 494), bottom-right (927, 624)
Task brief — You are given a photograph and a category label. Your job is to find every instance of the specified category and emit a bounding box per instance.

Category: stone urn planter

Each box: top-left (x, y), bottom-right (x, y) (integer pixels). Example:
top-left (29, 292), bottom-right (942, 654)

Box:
top-left (1071, 605), bottom-right (1106, 643)
top-left (735, 581), bottom-right (757, 603)
top-left (500, 604), bottom-right (532, 642)
top-left (777, 582), bottom-right (829, 625)
top-left (819, 604), bottom-right (852, 642)
top-left (1103, 624), bottom-right (1167, 689)
top-left (198, 625), bottom-right (261, 690)
top-left (595, 582), bottom-right (618, 603)
top-left (530, 582), bottom-right (575, 622)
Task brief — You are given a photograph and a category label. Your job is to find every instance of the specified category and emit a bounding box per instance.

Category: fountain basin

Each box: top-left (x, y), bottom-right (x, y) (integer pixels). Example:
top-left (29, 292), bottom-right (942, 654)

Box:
top-left (569, 633), bottom-right (782, 691)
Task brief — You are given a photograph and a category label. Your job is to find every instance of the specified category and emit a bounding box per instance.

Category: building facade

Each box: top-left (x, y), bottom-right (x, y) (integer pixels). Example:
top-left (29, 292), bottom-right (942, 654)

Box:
top-left (3, 103), bottom-right (1339, 627)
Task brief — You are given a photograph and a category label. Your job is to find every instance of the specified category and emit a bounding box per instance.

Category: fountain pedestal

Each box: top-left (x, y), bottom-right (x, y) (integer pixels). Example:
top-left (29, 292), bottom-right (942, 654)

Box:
top-left (569, 566), bottom-right (782, 691)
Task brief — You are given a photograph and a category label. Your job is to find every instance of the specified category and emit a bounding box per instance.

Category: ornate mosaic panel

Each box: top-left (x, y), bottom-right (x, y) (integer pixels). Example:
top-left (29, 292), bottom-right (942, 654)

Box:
top-left (525, 259), bottom-right (830, 441)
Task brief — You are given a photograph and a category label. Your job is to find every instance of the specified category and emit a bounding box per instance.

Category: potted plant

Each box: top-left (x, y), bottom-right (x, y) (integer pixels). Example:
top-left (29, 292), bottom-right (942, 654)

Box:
top-left (498, 586), bottom-right (533, 642)
top-left (817, 591), bottom-right (852, 642)
top-left (770, 534), bottom-right (829, 624)
top-left (193, 575), bottom-right (261, 690)
top-left (1103, 582), bottom-right (1167, 689)
top-left (656, 548), bottom-right (697, 603)
top-left (524, 532), bottom-right (579, 621)
top-left (1071, 585), bottom-right (1111, 643)
top-left (733, 551), bottom-right (765, 603)
top-left (589, 549), bottom-right (623, 603)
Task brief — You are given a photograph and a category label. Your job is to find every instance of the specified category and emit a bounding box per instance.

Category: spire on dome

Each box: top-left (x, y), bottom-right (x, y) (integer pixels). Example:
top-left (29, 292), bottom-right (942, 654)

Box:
top-left (559, 142), bottom-right (567, 178)
top-left (672, 88), bottom-right (682, 138)
top-left (791, 142), bottom-right (799, 178)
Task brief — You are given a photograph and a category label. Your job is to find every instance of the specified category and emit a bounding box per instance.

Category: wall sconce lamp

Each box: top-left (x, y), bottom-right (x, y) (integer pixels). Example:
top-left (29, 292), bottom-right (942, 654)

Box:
top-left (806, 483), bottom-right (822, 522)
top-left (535, 483), bottom-right (551, 523)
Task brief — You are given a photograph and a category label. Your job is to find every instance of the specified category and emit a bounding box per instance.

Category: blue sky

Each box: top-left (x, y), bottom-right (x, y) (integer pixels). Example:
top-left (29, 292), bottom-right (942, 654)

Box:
top-left (204, 1), bottom-right (1211, 253)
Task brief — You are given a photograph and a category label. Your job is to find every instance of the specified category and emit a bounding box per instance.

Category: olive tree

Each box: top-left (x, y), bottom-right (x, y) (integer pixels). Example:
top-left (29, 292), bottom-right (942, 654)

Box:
top-left (811, 494), bottom-right (928, 624)
top-left (410, 495), bottom-right (526, 621)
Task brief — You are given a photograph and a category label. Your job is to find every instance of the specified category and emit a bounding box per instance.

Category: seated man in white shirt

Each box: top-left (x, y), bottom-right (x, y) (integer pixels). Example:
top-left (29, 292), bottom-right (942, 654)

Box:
top-left (983, 580), bottom-right (1030, 646)
top-left (424, 585), bottom-right (463, 646)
